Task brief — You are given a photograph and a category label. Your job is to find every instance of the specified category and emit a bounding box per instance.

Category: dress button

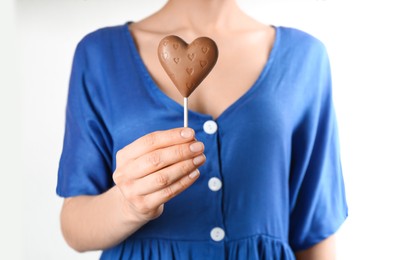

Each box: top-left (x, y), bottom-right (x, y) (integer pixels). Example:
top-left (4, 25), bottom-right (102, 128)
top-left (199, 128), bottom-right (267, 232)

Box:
top-left (203, 120), bottom-right (218, 134)
top-left (208, 177), bottom-right (222, 192)
top-left (210, 227), bottom-right (225, 242)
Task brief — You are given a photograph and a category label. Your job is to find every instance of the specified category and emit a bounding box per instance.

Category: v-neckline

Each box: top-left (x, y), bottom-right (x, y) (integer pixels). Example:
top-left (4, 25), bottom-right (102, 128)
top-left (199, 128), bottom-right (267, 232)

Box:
top-left (123, 22), bottom-right (281, 122)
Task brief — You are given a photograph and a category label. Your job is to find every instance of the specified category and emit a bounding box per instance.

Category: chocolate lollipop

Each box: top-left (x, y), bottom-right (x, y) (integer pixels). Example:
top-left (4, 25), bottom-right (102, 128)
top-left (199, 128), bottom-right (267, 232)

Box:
top-left (158, 36), bottom-right (219, 127)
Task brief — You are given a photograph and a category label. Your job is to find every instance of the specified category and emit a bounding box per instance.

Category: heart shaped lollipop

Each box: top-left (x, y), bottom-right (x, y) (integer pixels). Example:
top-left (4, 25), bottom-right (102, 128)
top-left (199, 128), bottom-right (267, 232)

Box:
top-left (158, 35), bottom-right (219, 97)
top-left (158, 35), bottom-right (218, 127)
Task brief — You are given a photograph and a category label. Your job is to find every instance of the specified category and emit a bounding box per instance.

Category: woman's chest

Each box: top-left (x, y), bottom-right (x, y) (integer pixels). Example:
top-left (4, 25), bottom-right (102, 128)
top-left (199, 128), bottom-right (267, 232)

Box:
top-left (134, 32), bottom-right (275, 119)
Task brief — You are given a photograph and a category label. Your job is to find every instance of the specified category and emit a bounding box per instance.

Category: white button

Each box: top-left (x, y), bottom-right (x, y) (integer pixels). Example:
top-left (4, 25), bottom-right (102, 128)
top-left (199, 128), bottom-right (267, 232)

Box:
top-left (210, 227), bottom-right (225, 242)
top-left (208, 177), bottom-right (222, 192)
top-left (203, 120), bottom-right (218, 134)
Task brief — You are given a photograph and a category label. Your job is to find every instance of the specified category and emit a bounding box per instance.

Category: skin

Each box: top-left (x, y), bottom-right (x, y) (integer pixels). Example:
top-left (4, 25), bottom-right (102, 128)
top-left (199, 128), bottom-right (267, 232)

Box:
top-left (60, 0), bottom-right (338, 258)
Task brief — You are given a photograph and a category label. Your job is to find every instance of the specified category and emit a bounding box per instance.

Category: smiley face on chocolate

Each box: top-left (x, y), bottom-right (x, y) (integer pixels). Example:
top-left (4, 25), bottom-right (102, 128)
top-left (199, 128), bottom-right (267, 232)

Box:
top-left (158, 36), bottom-right (219, 97)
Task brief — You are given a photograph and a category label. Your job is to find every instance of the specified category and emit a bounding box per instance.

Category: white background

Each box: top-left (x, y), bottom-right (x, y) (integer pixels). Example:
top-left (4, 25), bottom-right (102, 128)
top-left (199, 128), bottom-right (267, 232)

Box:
top-left (1, 0), bottom-right (395, 259)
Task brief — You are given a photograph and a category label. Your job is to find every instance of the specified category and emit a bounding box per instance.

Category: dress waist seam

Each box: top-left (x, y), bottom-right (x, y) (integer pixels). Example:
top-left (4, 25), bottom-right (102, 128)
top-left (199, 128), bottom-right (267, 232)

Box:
top-left (128, 233), bottom-right (287, 244)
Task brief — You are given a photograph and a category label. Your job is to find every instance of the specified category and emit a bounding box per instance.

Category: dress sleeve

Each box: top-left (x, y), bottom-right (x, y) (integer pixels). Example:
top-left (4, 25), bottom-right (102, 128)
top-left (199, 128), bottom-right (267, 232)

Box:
top-left (56, 37), bottom-right (113, 197)
top-left (288, 46), bottom-right (348, 251)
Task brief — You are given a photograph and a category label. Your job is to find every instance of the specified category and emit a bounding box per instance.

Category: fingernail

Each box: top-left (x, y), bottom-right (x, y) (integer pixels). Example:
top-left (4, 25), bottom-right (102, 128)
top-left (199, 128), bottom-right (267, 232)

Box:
top-left (193, 154), bottom-right (206, 166)
top-left (189, 169), bottom-right (200, 179)
top-left (181, 128), bottom-right (194, 138)
top-left (190, 142), bottom-right (204, 153)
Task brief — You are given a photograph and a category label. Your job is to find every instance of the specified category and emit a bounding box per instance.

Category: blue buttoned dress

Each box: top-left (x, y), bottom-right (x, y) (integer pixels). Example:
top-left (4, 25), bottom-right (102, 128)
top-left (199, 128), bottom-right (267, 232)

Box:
top-left (57, 23), bottom-right (348, 259)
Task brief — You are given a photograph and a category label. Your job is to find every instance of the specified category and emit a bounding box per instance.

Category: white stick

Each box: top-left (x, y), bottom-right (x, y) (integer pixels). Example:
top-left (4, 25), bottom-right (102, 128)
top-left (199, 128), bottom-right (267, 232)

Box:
top-left (184, 97), bottom-right (188, 128)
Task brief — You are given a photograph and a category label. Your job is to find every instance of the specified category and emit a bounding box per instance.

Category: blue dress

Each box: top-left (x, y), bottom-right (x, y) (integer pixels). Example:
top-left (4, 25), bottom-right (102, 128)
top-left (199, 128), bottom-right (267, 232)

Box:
top-left (57, 22), bottom-right (348, 259)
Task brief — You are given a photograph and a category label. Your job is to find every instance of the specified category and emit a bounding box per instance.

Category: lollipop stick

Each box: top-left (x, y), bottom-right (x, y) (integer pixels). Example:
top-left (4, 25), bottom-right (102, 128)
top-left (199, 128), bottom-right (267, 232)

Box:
top-left (184, 97), bottom-right (188, 128)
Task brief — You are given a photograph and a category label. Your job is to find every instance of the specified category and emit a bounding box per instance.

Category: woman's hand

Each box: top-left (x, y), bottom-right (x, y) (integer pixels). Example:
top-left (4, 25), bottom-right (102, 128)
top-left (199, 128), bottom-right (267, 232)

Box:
top-left (113, 127), bottom-right (205, 222)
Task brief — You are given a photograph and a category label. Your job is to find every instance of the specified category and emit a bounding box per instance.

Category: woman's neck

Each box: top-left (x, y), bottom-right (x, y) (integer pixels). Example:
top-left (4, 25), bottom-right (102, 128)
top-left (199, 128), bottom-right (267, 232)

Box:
top-left (139, 0), bottom-right (250, 36)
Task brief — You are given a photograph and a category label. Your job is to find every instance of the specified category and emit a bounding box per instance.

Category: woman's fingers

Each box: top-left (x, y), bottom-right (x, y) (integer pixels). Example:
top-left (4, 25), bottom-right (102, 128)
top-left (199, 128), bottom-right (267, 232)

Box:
top-left (124, 141), bottom-right (204, 179)
top-left (131, 154), bottom-right (206, 195)
top-left (118, 128), bottom-right (196, 164)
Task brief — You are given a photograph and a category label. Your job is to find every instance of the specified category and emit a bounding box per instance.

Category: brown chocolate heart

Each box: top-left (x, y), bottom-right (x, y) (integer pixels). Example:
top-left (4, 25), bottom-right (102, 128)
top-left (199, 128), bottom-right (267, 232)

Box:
top-left (158, 35), bottom-right (219, 97)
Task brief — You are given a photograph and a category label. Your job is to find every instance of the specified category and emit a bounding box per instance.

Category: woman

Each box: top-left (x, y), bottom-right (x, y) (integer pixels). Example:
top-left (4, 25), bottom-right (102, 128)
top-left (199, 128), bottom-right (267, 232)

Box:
top-left (57, 0), bottom-right (348, 259)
